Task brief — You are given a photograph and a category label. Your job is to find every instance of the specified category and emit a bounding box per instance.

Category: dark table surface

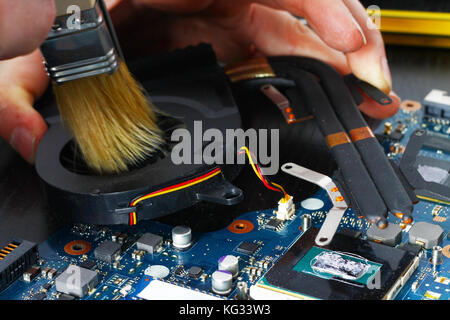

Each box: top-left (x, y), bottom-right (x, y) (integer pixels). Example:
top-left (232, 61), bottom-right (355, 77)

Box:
top-left (0, 45), bottom-right (449, 245)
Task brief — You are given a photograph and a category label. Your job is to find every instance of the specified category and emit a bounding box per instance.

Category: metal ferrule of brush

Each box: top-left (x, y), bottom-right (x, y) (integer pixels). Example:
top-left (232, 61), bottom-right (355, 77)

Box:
top-left (40, 0), bottom-right (124, 84)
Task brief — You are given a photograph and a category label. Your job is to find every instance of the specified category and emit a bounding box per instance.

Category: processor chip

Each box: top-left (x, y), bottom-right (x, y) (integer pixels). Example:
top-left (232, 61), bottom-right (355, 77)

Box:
top-left (311, 251), bottom-right (369, 280)
top-left (255, 227), bottom-right (418, 300)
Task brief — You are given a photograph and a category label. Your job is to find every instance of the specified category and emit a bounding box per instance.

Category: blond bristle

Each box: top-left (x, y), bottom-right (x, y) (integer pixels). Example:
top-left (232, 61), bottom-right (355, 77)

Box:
top-left (53, 61), bottom-right (164, 174)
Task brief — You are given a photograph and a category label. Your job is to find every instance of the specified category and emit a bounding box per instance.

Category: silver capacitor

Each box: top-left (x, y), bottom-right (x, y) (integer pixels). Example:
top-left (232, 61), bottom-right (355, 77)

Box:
top-left (218, 255), bottom-right (239, 277)
top-left (236, 281), bottom-right (249, 300)
top-left (211, 270), bottom-right (233, 295)
top-left (301, 214), bottom-right (312, 231)
top-left (432, 246), bottom-right (443, 267)
top-left (172, 226), bottom-right (192, 250)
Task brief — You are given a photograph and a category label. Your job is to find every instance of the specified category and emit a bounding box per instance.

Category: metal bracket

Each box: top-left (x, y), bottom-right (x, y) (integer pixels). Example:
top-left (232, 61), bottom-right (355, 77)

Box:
top-left (260, 84), bottom-right (298, 124)
top-left (281, 163), bottom-right (348, 246)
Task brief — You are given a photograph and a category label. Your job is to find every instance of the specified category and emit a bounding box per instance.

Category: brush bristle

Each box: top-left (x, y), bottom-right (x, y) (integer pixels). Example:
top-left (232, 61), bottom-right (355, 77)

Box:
top-left (53, 61), bottom-right (164, 174)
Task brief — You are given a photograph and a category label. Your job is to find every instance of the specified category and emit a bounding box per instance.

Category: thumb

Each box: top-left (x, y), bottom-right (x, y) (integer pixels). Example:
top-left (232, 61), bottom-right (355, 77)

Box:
top-left (0, 0), bottom-right (55, 60)
top-left (0, 51), bottom-right (49, 163)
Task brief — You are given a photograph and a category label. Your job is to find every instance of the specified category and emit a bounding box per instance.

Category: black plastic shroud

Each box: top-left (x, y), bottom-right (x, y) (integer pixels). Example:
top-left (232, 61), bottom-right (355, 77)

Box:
top-left (35, 44), bottom-right (243, 225)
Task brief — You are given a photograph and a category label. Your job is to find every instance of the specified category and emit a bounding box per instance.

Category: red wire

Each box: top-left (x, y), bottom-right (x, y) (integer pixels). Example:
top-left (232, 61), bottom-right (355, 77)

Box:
top-left (128, 167), bottom-right (221, 226)
top-left (238, 150), bottom-right (282, 193)
top-left (131, 167), bottom-right (221, 206)
top-left (254, 162), bottom-right (282, 193)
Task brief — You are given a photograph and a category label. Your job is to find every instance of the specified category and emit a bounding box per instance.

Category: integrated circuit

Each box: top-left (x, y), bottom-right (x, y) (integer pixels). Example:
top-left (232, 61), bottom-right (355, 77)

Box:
top-left (80, 259), bottom-right (96, 270)
top-left (57, 293), bottom-right (76, 301)
top-left (55, 265), bottom-right (99, 298)
top-left (187, 266), bottom-right (203, 279)
top-left (310, 251), bottom-right (371, 281)
top-left (255, 227), bottom-right (419, 300)
top-left (366, 223), bottom-right (402, 246)
top-left (399, 130), bottom-right (450, 204)
top-left (236, 241), bottom-right (259, 255)
top-left (94, 241), bottom-right (121, 263)
top-left (265, 219), bottom-right (284, 231)
top-left (32, 292), bottom-right (47, 300)
top-left (136, 233), bottom-right (163, 254)
top-left (408, 222), bottom-right (444, 249)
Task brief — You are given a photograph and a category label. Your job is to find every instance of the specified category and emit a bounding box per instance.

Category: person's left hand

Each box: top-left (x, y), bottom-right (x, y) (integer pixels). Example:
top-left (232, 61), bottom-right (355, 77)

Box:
top-left (0, 0), bottom-right (400, 163)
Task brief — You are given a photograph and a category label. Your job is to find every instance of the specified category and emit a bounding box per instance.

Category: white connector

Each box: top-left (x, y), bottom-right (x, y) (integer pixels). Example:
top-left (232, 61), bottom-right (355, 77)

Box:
top-left (275, 195), bottom-right (295, 221)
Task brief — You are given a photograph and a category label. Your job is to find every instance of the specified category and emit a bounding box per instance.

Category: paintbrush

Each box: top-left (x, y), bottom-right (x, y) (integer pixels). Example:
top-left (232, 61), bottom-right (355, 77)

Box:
top-left (40, 0), bottom-right (163, 174)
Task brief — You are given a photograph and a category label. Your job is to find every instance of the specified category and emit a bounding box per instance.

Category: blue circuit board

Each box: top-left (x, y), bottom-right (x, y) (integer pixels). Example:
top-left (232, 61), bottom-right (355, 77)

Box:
top-left (0, 106), bottom-right (449, 301)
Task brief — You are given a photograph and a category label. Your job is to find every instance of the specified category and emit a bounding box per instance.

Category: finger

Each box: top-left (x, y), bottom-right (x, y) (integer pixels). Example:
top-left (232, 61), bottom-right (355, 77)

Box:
top-left (234, 4), bottom-right (351, 74)
top-left (0, 0), bottom-right (55, 60)
top-left (216, 0), bottom-right (366, 53)
top-left (133, 0), bottom-right (213, 13)
top-left (133, 0), bottom-right (366, 53)
top-left (105, 0), bottom-right (135, 26)
top-left (233, 4), bottom-right (398, 118)
top-left (125, 4), bottom-right (349, 72)
top-left (0, 50), bottom-right (49, 163)
top-left (343, 0), bottom-right (392, 95)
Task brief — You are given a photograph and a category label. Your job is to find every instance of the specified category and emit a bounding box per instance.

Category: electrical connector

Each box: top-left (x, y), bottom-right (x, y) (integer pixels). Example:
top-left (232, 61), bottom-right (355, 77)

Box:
top-left (275, 195), bottom-right (295, 221)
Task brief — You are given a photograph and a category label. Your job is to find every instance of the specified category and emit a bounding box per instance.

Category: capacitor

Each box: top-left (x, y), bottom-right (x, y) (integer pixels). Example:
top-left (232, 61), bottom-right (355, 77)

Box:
top-left (172, 226), bottom-right (192, 250)
top-left (218, 255), bottom-right (239, 277)
top-left (411, 281), bottom-right (419, 292)
top-left (211, 270), bottom-right (233, 295)
top-left (236, 281), bottom-right (249, 300)
top-left (432, 246), bottom-right (443, 267)
top-left (301, 214), bottom-right (312, 232)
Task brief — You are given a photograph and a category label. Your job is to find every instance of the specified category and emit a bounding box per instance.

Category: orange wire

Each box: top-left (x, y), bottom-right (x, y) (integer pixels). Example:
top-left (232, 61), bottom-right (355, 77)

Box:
top-left (239, 146), bottom-right (288, 200)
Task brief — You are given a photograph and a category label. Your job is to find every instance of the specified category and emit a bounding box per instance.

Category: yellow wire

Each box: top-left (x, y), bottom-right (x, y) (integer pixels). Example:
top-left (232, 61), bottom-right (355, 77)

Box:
top-left (131, 170), bottom-right (222, 208)
top-left (240, 146), bottom-right (263, 181)
top-left (129, 169), bottom-right (222, 225)
top-left (272, 182), bottom-right (288, 200)
top-left (239, 146), bottom-right (288, 200)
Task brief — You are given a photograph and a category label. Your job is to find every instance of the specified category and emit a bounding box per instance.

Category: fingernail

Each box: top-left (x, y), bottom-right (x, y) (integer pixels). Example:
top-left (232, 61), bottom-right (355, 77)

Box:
top-left (381, 56), bottom-right (392, 90)
top-left (390, 90), bottom-right (400, 99)
top-left (10, 127), bottom-right (36, 163)
top-left (351, 16), bottom-right (367, 46)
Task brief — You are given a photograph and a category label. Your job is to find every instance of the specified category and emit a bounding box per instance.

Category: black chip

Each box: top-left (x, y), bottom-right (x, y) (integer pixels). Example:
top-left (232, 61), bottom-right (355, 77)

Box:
top-left (263, 227), bottom-right (418, 300)
top-left (58, 294), bottom-right (76, 300)
top-left (187, 266), bottom-right (203, 279)
top-left (338, 228), bottom-right (362, 239)
top-left (266, 219), bottom-right (283, 231)
top-left (388, 131), bottom-right (404, 141)
top-left (398, 243), bottom-right (422, 256)
top-left (80, 259), bottom-right (96, 270)
top-left (174, 266), bottom-right (185, 276)
top-left (236, 241), bottom-right (259, 255)
top-left (32, 292), bottom-right (47, 300)
top-left (42, 283), bottom-right (52, 291)
top-left (94, 241), bottom-right (121, 263)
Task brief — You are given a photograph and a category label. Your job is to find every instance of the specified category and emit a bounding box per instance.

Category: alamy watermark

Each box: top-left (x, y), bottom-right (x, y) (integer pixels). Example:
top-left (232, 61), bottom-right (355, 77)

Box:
top-left (67, 5), bottom-right (81, 30)
top-left (367, 5), bottom-right (381, 30)
top-left (170, 121), bottom-right (280, 175)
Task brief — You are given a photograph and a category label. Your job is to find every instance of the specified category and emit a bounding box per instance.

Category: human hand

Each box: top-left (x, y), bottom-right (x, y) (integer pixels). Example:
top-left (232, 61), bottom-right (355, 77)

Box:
top-left (0, 0), bottom-right (400, 163)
